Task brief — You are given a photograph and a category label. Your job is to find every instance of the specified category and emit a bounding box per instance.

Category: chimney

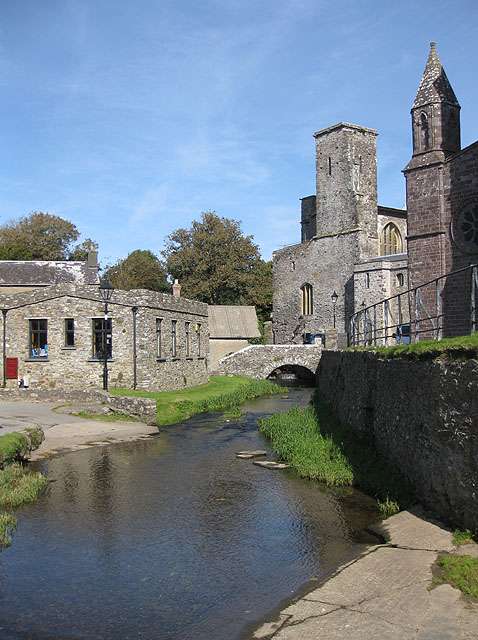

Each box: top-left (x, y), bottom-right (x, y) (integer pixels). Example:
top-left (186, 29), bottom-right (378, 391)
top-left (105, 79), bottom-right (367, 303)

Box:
top-left (172, 279), bottom-right (181, 298)
top-left (87, 250), bottom-right (99, 269)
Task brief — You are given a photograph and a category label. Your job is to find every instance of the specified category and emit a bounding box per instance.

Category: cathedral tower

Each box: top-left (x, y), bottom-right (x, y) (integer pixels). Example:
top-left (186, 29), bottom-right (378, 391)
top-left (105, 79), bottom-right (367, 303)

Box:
top-left (404, 43), bottom-right (461, 288)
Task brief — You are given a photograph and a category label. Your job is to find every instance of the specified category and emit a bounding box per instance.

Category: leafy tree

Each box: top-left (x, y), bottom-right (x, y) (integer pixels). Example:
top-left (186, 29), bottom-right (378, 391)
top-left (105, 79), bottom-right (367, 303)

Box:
top-left (163, 211), bottom-right (272, 319)
top-left (0, 212), bottom-right (97, 261)
top-left (105, 250), bottom-right (169, 292)
top-left (69, 238), bottom-right (98, 261)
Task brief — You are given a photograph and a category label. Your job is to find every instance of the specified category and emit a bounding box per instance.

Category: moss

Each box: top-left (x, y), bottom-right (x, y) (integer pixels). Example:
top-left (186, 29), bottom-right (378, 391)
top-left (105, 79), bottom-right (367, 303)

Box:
top-left (349, 332), bottom-right (478, 361)
top-left (111, 375), bottom-right (283, 426)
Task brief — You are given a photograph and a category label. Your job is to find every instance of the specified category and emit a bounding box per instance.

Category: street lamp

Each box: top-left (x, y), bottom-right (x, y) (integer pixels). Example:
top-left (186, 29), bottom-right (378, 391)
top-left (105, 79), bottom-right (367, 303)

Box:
top-left (99, 277), bottom-right (114, 391)
top-left (331, 290), bottom-right (339, 328)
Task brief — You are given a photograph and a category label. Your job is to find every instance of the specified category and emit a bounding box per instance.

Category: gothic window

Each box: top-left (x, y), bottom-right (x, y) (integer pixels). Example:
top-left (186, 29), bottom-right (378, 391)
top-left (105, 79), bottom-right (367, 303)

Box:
top-left (420, 112), bottom-right (430, 150)
top-left (300, 283), bottom-right (313, 316)
top-left (380, 223), bottom-right (403, 256)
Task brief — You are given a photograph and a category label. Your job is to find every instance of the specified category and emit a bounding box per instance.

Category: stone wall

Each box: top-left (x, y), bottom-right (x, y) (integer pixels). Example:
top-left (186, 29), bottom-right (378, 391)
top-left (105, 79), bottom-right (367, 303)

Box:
top-left (217, 344), bottom-right (322, 379)
top-left (317, 350), bottom-right (478, 531)
top-left (0, 284), bottom-right (209, 392)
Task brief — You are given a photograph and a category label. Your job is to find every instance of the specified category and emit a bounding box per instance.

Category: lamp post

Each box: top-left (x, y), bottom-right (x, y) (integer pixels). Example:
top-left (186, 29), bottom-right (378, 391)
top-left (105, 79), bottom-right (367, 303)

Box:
top-left (99, 277), bottom-right (114, 391)
top-left (331, 290), bottom-right (338, 329)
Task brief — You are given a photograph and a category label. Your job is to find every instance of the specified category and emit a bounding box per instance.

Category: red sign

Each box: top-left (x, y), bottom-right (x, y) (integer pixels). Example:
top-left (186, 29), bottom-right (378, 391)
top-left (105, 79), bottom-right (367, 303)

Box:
top-left (5, 357), bottom-right (18, 380)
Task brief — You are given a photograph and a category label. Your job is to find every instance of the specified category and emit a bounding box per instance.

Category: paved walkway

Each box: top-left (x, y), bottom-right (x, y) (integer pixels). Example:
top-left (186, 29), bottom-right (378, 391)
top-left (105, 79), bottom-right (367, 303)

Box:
top-left (252, 510), bottom-right (478, 639)
top-left (0, 400), bottom-right (157, 459)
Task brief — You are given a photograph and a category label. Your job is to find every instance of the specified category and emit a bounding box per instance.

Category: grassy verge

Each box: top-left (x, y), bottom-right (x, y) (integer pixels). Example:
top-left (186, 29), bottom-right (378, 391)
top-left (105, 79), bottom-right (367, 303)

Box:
top-left (258, 399), bottom-right (411, 514)
top-left (111, 375), bottom-right (283, 426)
top-left (435, 555), bottom-right (478, 600)
top-left (349, 332), bottom-right (478, 361)
top-left (0, 429), bottom-right (47, 549)
top-left (453, 529), bottom-right (476, 546)
top-left (73, 411), bottom-right (139, 423)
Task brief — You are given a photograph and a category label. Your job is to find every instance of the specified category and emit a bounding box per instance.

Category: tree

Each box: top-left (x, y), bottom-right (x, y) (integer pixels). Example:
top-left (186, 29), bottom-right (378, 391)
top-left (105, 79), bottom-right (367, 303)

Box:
top-left (69, 238), bottom-right (98, 261)
top-left (163, 212), bottom-right (272, 317)
top-left (104, 250), bottom-right (169, 292)
top-left (0, 212), bottom-right (97, 261)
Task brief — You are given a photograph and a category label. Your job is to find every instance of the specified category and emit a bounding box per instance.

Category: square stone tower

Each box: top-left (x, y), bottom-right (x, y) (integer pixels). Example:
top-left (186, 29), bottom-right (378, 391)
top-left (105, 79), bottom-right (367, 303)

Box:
top-left (315, 122), bottom-right (378, 259)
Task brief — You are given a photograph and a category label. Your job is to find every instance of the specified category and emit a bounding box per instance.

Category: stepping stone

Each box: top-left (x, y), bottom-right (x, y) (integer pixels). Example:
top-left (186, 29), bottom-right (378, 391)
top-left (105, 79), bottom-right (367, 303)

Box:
top-left (253, 460), bottom-right (290, 470)
top-left (236, 450), bottom-right (268, 459)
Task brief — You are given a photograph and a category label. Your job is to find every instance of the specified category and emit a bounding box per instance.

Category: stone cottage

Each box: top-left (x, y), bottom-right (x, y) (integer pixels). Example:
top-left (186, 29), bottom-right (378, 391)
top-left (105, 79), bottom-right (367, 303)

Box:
top-left (0, 283), bottom-right (208, 391)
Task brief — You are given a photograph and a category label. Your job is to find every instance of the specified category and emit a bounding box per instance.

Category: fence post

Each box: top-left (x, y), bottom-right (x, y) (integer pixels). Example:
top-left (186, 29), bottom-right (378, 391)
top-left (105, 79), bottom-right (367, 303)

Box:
top-left (471, 266), bottom-right (478, 334)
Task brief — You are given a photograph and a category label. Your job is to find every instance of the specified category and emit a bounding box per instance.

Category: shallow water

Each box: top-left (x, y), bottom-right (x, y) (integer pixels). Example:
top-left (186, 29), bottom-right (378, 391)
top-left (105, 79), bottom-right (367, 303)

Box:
top-left (0, 389), bottom-right (378, 640)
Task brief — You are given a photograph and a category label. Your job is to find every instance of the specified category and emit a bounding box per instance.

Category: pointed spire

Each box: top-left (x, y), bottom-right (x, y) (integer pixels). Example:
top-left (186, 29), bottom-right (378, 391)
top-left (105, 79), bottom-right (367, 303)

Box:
top-left (413, 42), bottom-right (459, 108)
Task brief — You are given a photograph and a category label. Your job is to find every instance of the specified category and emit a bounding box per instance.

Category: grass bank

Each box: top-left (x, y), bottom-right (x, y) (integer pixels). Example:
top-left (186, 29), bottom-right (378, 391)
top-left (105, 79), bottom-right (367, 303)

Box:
top-left (0, 429), bottom-right (47, 548)
top-left (349, 332), bottom-right (478, 361)
top-left (259, 399), bottom-right (411, 515)
top-left (111, 375), bottom-right (283, 426)
top-left (435, 555), bottom-right (478, 600)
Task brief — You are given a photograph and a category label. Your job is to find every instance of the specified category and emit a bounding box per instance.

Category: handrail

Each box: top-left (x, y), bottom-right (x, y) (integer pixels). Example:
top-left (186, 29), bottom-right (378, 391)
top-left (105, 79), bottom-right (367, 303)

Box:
top-left (348, 263), bottom-right (478, 346)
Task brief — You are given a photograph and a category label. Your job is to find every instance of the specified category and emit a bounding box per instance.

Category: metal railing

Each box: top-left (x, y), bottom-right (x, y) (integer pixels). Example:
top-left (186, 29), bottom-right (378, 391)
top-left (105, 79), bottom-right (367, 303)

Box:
top-left (348, 263), bottom-right (478, 347)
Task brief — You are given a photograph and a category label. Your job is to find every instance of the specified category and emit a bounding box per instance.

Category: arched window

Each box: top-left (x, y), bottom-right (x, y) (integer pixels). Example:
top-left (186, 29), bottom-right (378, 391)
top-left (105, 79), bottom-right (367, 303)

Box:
top-left (420, 112), bottom-right (430, 150)
top-left (380, 223), bottom-right (403, 256)
top-left (300, 283), bottom-right (313, 316)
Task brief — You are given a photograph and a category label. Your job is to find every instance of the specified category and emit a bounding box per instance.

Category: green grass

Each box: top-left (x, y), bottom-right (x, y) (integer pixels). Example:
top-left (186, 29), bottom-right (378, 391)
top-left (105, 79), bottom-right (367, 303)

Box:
top-left (73, 411), bottom-right (139, 423)
top-left (111, 375), bottom-right (283, 426)
top-left (453, 529), bottom-right (476, 546)
top-left (0, 464), bottom-right (48, 510)
top-left (349, 332), bottom-right (478, 361)
top-left (0, 427), bottom-right (44, 467)
top-left (435, 555), bottom-right (478, 600)
top-left (259, 399), bottom-right (412, 512)
top-left (0, 463), bottom-right (48, 548)
top-left (0, 513), bottom-right (16, 547)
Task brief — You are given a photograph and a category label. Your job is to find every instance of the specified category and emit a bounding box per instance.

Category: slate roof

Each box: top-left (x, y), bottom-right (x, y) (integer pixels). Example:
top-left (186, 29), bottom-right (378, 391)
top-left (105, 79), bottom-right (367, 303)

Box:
top-left (413, 42), bottom-right (459, 108)
top-left (208, 305), bottom-right (260, 339)
top-left (0, 260), bottom-right (100, 287)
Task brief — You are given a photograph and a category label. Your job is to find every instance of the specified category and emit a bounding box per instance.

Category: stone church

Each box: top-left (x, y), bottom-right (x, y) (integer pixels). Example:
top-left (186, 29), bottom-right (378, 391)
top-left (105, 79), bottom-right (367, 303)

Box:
top-left (272, 43), bottom-right (477, 345)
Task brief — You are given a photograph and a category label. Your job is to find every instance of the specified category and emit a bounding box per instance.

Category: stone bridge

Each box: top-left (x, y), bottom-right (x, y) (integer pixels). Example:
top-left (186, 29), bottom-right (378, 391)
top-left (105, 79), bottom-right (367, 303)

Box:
top-left (216, 344), bottom-right (323, 379)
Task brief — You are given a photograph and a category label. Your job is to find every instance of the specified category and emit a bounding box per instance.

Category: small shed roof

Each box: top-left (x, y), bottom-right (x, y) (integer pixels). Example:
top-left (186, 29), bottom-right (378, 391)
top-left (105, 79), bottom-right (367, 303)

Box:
top-left (208, 305), bottom-right (260, 339)
top-left (0, 261), bottom-right (99, 287)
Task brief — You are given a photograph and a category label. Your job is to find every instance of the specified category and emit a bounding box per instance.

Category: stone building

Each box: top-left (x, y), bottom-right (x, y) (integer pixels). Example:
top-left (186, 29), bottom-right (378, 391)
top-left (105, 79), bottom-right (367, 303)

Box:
top-left (273, 122), bottom-right (407, 346)
top-left (0, 284), bottom-right (208, 391)
top-left (208, 305), bottom-right (260, 370)
top-left (273, 43), bottom-right (476, 345)
top-left (0, 251), bottom-right (100, 293)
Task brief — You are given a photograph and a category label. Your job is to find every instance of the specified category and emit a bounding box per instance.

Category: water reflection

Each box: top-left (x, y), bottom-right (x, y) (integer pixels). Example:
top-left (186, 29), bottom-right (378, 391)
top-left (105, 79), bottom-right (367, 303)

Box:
top-left (0, 389), bottom-right (378, 640)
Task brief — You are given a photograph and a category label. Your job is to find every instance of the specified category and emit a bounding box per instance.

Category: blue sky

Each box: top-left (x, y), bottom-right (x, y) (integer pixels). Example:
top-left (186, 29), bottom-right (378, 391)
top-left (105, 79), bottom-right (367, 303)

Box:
top-left (1, 0), bottom-right (477, 266)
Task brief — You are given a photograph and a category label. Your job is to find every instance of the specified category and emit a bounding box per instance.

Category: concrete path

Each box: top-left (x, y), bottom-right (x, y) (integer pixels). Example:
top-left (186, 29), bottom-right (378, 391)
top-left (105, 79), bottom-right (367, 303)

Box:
top-left (0, 400), bottom-right (158, 459)
top-left (252, 510), bottom-right (478, 639)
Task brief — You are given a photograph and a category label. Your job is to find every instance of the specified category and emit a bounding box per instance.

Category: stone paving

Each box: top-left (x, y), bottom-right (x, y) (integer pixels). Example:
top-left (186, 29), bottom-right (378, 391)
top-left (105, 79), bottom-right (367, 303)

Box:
top-left (252, 510), bottom-right (478, 639)
top-left (0, 399), bottom-right (157, 459)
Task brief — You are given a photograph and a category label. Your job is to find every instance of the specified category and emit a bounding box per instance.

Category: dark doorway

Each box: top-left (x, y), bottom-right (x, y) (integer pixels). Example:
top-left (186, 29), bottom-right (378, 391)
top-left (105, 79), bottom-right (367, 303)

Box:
top-left (267, 364), bottom-right (316, 387)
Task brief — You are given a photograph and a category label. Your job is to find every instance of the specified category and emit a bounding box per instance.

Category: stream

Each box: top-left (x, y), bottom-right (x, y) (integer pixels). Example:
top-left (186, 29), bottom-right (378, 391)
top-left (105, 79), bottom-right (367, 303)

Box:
top-left (0, 388), bottom-right (379, 640)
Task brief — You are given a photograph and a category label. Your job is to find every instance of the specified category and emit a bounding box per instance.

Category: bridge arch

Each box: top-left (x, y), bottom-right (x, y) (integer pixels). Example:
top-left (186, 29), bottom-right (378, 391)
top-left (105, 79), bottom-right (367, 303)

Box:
top-left (267, 364), bottom-right (316, 386)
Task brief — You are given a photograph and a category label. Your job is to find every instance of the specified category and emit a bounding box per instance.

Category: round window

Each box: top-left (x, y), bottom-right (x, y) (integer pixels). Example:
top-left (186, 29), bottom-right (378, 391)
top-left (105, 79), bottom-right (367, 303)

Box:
top-left (452, 201), bottom-right (478, 254)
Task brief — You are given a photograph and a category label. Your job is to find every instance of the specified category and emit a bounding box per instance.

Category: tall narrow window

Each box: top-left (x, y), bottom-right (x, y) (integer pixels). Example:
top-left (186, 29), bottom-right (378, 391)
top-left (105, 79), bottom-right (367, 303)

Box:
top-left (300, 283), bottom-right (313, 316)
top-left (197, 323), bottom-right (202, 357)
top-left (29, 319), bottom-right (48, 358)
top-left (92, 319), bottom-right (112, 360)
top-left (185, 322), bottom-right (190, 357)
top-left (366, 273), bottom-right (370, 289)
top-left (328, 157), bottom-right (332, 176)
top-left (420, 112), bottom-right (430, 150)
top-left (156, 318), bottom-right (163, 358)
top-left (171, 320), bottom-right (177, 357)
top-left (396, 273), bottom-right (404, 287)
top-left (380, 223), bottom-right (403, 256)
top-left (64, 318), bottom-right (75, 347)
